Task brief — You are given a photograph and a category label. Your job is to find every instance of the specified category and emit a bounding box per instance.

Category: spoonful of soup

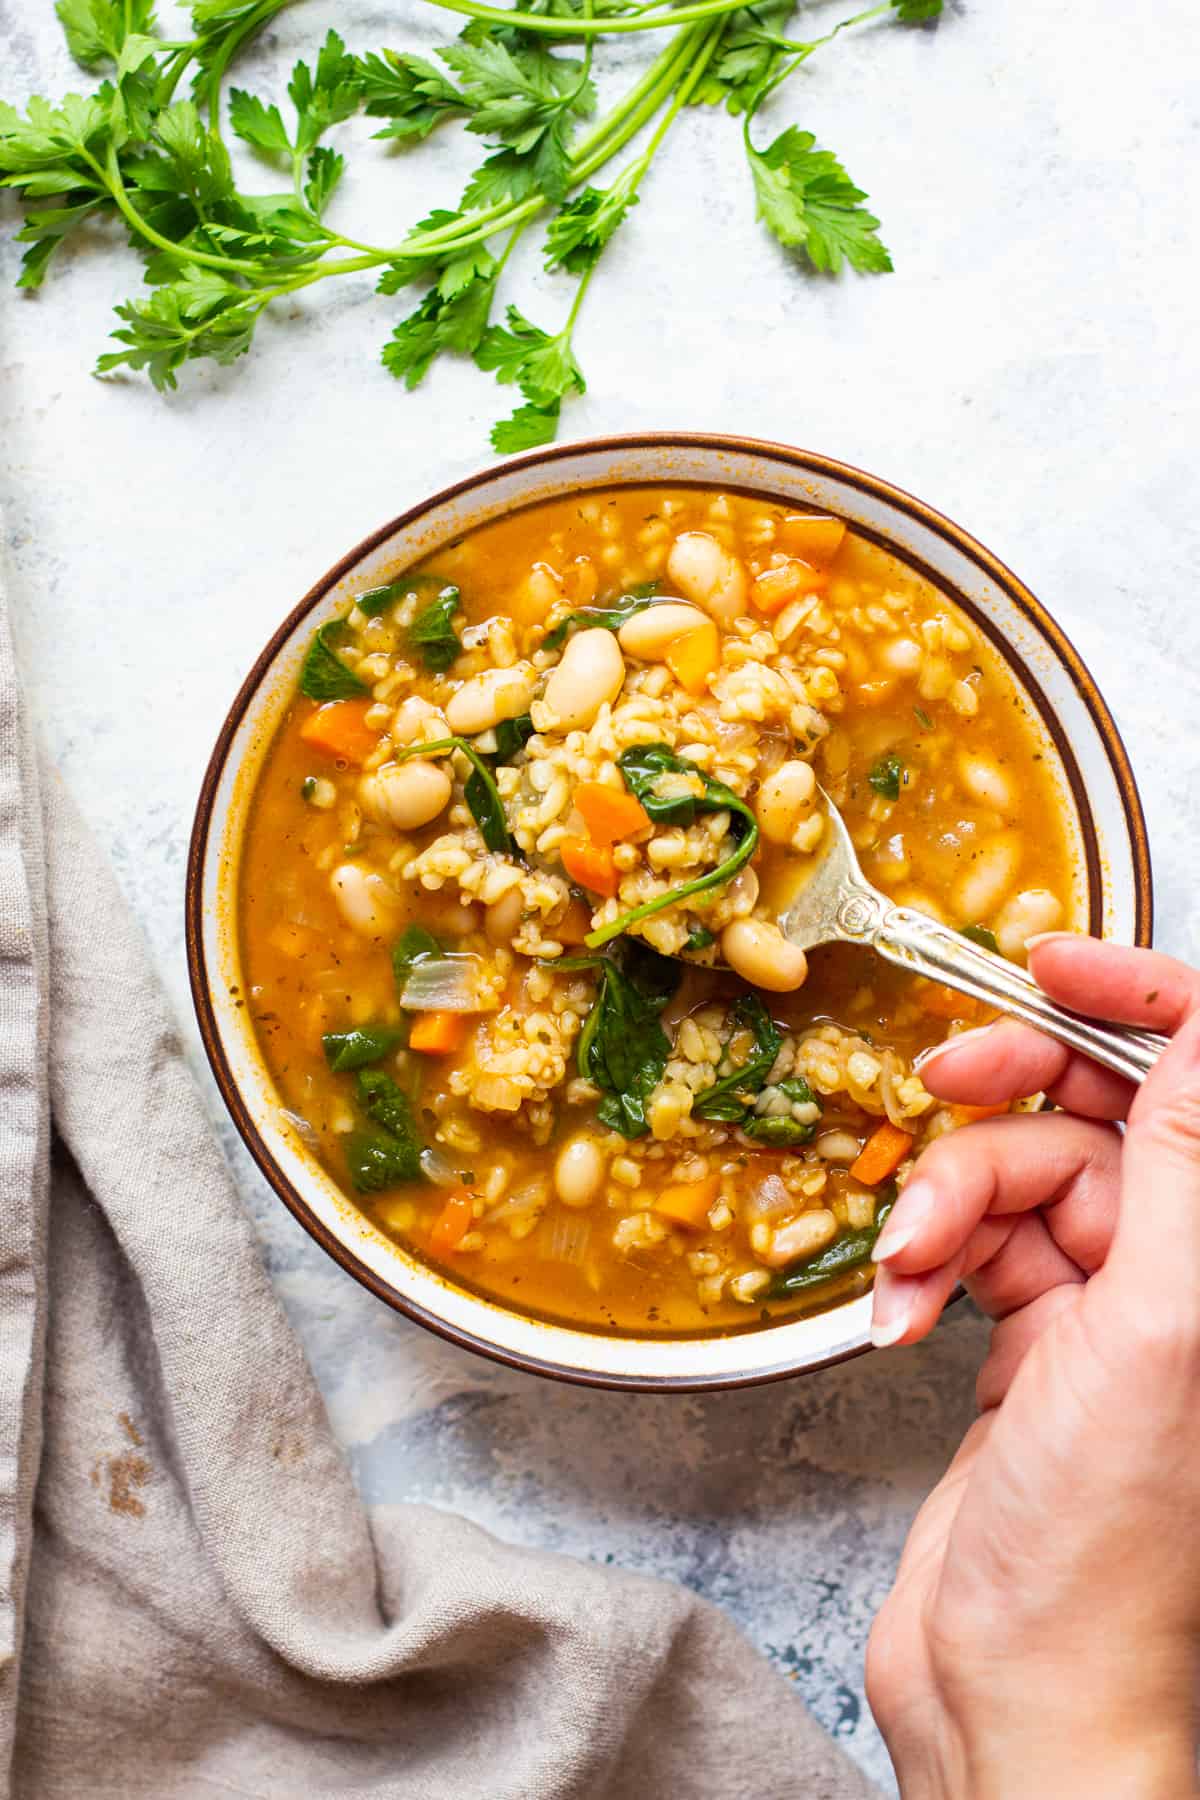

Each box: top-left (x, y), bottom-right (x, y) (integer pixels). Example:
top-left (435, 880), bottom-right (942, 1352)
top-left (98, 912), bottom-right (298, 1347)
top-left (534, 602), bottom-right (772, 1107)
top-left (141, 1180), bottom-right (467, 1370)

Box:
top-left (770, 786), bottom-right (1165, 1085)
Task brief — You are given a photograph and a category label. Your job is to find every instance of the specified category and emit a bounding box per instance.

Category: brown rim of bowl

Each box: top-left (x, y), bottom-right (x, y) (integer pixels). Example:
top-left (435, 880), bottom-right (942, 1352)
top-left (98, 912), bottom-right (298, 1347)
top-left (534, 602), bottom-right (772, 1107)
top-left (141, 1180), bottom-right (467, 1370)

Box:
top-left (185, 433), bottom-right (1154, 1392)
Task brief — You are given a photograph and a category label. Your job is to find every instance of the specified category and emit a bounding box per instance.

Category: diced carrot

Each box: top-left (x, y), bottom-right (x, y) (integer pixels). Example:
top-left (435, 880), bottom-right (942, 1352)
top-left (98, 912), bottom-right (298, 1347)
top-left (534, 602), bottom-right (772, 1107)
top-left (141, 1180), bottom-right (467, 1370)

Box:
top-left (653, 1173), bottom-right (721, 1231)
top-left (298, 698), bottom-right (380, 764)
top-left (267, 920), bottom-right (322, 960)
top-left (952, 1102), bottom-right (1011, 1125)
top-left (750, 559), bottom-right (829, 616)
top-left (850, 1120), bottom-right (915, 1186)
top-left (574, 781), bottom-right (650, 846)
top-left (664, 619), bottom-right (720, 694)
top-left (429, 1189), bottom-right (474, 1257)
top-left (919, 982), bottom-right (980, 1022)
top-left (561, 834), bottom-right (619, 898)
top-left (408, 1010), bottom-right (468, 1055)
top-left (780, 514), bottom-right (847, 566)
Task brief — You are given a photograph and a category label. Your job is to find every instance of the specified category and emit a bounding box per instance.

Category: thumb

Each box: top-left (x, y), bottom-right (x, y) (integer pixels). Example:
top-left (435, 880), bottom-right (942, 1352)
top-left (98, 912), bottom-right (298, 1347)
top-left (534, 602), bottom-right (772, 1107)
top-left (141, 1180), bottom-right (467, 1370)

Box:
top-left (1110, 1009), bottom-right (1200, 1316)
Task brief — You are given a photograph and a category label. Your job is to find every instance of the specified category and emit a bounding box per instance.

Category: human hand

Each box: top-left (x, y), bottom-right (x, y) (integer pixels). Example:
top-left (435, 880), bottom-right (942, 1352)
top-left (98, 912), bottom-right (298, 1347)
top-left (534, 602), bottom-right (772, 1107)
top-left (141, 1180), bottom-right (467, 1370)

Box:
top-left (865, 936), bottom-right (1200, 1798)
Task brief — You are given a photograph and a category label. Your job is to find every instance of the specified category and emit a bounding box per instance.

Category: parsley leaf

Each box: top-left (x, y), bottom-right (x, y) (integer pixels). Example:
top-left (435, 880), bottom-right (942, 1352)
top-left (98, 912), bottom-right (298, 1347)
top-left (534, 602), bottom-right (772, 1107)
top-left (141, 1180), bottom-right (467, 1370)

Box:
top-left (475, 303), bottom-right (586, 451)
top-left (55, 0), bottom-right (158, 71)
top-left (356, 50), bottom-right (468, 144)
top-left (747, 126), bottom-right (892, 274)
top-left (287, 30), bottom-right (363, 156)
top-left (892, 0), bottom-right (942, 19)
top-left (227, 89), bottom-right (291, 156)
top-left (382, 261), bottom-right (498, 388)
top-left (543, 163), bottom-right (640, 274)
top-left (440, 38), bottom-right (594, 203)
top-left (297, 620), bottom-right (368, 701)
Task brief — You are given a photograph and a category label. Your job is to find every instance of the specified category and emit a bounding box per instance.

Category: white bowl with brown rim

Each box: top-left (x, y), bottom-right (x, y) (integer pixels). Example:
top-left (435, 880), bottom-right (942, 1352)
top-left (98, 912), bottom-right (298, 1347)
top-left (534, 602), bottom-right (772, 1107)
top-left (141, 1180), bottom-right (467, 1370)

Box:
top-left (186, 434), bottom-right (1152, 1391)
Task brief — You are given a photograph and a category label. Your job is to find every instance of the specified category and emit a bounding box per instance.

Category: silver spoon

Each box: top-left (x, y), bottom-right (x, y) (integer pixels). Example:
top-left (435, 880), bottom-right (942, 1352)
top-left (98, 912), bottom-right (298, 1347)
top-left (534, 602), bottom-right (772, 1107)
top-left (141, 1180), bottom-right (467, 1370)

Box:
top-left (774, 788), bottom-right (1166, 1086)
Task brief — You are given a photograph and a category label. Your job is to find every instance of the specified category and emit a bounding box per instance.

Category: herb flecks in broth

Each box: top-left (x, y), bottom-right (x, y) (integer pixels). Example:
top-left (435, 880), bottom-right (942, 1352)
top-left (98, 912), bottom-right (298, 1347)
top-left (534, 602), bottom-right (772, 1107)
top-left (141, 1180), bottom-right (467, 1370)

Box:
top-left (240, 487), bottom-right (1076, 1335)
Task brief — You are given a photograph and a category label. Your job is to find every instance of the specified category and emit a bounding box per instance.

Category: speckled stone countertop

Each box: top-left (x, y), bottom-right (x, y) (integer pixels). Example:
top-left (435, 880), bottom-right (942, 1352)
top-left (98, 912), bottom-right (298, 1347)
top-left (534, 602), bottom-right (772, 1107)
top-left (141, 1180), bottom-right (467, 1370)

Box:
top-left (3, 2), bottom-right (1199, 1786)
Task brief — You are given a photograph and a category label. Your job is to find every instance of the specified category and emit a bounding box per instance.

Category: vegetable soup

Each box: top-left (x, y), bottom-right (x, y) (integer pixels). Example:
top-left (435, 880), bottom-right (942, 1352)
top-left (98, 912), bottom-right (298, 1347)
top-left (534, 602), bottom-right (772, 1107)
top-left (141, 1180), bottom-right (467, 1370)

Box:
top-left (239, 488), bottom-right (1077, 1334)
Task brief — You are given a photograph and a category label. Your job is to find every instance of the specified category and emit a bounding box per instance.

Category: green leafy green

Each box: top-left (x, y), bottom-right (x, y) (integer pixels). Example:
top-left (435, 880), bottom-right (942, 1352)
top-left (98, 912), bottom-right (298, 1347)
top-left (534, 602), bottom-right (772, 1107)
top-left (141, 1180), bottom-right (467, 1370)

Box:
top-left (392, 923), bottom-right (443, 991)
top-left (393, 737), bottom-right (514, 856)
top-left (439, 38), bottom-right (594, 204)
top-left (742, 1077), bottom-right (820, 1145)
top-left (298, 621), bottom-right (368, 702)
top-left (746, 126), bottom-right (891, 274)
top-left (693, 995), bottom-right (781, 1121)
top-left (55, 0), bottom-right (158, 71)
top-left (344, 1067), bottom-right (426, 1190)
top-left (541, 584), bottom-right (661, 651)
top-left (868, 751), bottom-right (905, 801)
top-left (475, 303), bottom-right (586, 452)
top-left (892, 0), bottom-right (942, 20)
top-left (961, 924), bottom-right (1000, 955)
top-left (323, 1025), bottom-right (407, 1072)
top-left (544, 163), bottom-right (640, 274)
top-left (577, 950), bottom-right (676, 1138)
top-left (407, 585), bottom-right (463, 672)
top-left (356, 51), bottom-right (468, 144)
top-left (767, 1190), bottom-right (896, 1297)
top-left (685, 925), bottom-right (715, 951)
top-left (493, 713), bottom-right (535, 761)
top-left (287, 30), bottom-right (364, 157)
top-left (382, 261), bottom-right (499, 389)
top-left (586, 744), bottom-right (758, 948)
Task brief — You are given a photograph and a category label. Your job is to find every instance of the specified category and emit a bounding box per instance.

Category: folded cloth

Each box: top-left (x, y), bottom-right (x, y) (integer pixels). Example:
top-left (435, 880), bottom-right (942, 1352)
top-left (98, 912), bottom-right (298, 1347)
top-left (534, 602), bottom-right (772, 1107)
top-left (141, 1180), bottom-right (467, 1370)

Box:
top-left (0, 570), bottom-right (880, 1799)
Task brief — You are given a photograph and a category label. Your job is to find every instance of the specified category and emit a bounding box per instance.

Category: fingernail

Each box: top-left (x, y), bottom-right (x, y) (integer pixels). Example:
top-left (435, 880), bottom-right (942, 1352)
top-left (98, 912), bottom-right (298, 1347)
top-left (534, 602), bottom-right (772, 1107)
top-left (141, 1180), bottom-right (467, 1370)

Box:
top-left (871, 1273), bottom-right (919, 1349)
top-left (872, 1179), bottom-right (935, 1263)
top-left (1025, 931), bottom-right (1077, 951)
top-left (914, 1024), bottom-right (993, 1072)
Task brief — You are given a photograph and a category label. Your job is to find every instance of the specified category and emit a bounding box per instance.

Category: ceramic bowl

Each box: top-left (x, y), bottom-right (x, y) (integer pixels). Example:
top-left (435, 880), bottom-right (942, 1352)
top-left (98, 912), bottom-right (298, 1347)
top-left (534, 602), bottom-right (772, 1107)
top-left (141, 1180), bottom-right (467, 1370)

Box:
top-left (187, 434), bottom-right (1152, 1390)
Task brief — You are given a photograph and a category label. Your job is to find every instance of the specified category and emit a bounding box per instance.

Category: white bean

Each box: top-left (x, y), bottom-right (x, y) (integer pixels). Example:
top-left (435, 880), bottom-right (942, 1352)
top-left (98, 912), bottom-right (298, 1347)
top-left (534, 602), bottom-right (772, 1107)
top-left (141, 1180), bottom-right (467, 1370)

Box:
top-left (995, 888), bottom-right (1063, 960)
top-left (360, 760), bottom-right (451, 831)
top-left (554, 1136), bottom-right (607, 1208)
top-left (762, 1209), bottom-right (838, 1269)
top-left (720, 919), bottom-right (808, 992)
top-left (445, 666), bottom-right (533, 736)
top-left (815, 1129), bottom-right (861, 1165)
top-left (958, 750), bottom-right (1015, 814)
top-left (485, 887), bottom-right (526, 946)
top-left (617, 602), bottom-right (707, 660)
top-left (330, 863), bottom-right (400, 939)
top-left (756, 760), bottom-right (817, 845)
top-left (542, 627), bottom-right (625, 731)
top-left (953, 832), bottom-right (1021, 922)
top-left (666, 532), bottom-right (748, 624)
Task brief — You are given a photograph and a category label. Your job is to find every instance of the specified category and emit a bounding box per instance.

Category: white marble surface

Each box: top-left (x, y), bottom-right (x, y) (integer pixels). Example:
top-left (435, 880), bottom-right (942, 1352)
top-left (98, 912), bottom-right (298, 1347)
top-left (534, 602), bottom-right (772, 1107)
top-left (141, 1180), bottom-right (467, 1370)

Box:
top-left (4, 1), bottom-right (1200, 1787)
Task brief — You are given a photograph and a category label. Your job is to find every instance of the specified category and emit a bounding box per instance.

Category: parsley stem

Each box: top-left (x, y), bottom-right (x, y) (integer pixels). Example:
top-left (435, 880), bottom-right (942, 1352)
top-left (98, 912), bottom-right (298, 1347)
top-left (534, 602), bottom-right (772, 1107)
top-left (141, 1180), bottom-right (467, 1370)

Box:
top-left (199, 0), bottom-right (301, 138)
top-left (422, 0), bottom-right (776, 35)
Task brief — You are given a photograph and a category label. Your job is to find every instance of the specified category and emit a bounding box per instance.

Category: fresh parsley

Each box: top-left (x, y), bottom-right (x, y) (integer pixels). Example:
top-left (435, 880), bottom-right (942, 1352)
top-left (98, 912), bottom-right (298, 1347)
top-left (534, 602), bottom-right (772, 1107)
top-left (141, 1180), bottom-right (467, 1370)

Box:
top-left (3, 0), bottom-right (945, 445)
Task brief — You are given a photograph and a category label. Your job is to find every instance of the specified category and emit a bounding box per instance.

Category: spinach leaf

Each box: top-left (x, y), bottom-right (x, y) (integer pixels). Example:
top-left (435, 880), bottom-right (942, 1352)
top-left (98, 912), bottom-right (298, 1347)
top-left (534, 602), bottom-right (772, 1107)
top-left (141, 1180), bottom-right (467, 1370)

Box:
top-left (868, 751), bottom-right (904, 801)
top-left (577, 952), bottom-right (674, 1138)
top-left (407, 584), bottom-right (462, 672)
top-left (392, 923), bottom-right (442, 990)
top-left (961, 924), bottom-right (1000, 954)
top-left (541, 582), bottom-right (661, 652)
top-left (322, 1025), bottom-right (406, 1071)
top-left (343, 1068), bottom-right (426, 1190)
top-left (693, 995), bottom-right (781, 1121)
top-left (766, 1188), bottom-right (896, 1298)
top-left (685, 925), bottom-right (715, 951)
top-left (355, 582), bottom-right (401, 619)
top-left (298, 620), bottom-right (367, 701)
top-left (585, 745), bottom-right (759, 949)
top-left (742, 1077), bottom-right (821, 1146)
top-left (393, 736), bottom-right (514, 855)
top-left (493, 711), bottom-right (534, 762)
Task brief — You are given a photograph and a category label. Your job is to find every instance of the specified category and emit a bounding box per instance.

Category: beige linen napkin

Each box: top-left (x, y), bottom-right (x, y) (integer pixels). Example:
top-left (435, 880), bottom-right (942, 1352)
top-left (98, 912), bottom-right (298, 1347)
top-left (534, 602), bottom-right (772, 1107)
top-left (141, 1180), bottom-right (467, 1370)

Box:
top-left (0, 568), bottom-right (880, 1798)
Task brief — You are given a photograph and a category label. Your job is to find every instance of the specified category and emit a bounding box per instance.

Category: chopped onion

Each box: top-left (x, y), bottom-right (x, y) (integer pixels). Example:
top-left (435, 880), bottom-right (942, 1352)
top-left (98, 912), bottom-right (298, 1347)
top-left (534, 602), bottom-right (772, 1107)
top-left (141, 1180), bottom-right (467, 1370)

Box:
top-left (472, 1074), bottom-right (523, 1112)
top-left (277, 1107), bottom-right (319, 1151)
top-left (419, 1145), bottom-right (464, 1186)
top-left (743, 1173), bottom-right (794, 1224)
top-left (399, 954), bottom-right (491, 1013)
top-left (544, 1213), bottom-right (591, 1266)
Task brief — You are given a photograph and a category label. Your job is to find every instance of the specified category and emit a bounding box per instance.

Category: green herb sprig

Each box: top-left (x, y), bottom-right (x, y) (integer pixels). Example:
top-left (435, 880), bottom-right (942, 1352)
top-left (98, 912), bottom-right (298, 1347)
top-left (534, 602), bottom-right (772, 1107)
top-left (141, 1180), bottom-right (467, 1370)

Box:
top-left (2, 0), bottom-right (943, 449)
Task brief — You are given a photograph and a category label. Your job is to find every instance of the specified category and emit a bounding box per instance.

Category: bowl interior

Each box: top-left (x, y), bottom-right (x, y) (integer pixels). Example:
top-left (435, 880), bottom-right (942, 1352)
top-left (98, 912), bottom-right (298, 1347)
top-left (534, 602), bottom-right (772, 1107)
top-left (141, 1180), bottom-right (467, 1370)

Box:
top-left (187, 436), bottom-right (1151, 1390)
